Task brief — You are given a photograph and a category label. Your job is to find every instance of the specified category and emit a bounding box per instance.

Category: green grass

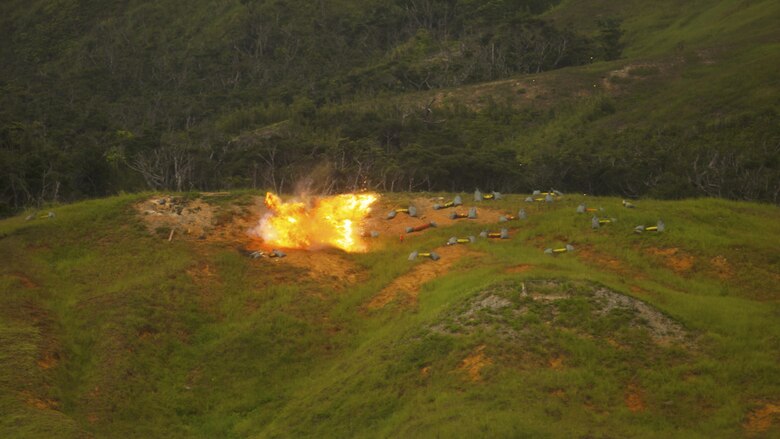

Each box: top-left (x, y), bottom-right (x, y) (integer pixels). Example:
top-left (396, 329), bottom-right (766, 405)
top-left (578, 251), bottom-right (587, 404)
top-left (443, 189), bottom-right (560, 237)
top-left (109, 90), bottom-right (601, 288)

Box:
top-left (1, 192), bottom-right (778, 437)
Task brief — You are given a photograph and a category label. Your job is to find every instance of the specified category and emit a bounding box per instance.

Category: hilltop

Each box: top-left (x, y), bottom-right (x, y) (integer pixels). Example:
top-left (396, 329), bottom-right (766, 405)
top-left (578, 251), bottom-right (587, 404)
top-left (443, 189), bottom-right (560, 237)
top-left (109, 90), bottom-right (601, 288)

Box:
top-left (1, 192), bottom-right (779, 437)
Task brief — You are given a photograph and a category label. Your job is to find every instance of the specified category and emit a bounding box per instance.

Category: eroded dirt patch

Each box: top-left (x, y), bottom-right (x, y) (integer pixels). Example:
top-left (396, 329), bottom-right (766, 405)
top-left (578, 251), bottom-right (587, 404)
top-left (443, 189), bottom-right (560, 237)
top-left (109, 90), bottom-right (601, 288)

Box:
top-left (577, 245), bottom-right (637, 278)
top-left (505, 264), bottom-right (533, 274)
top-left (282, 249), bottom-right (364, 287)
top-left (744, 403), bottom-right (780, 435)
top-left (21, 391), bottom-right (59, 410)
top-left (710, 255), bottom-right (733, 279)
top-left (11, 272), bottom-right (38, 289)
top-left (367, 245), bottom-right (476, 309)
top-left (647, 247), bottom-right (695, 273)
top-left (548, 355), bottom-right (565, 370)
top-left (625, 383), bottom-right (646, 413)
top-left (457, 345), bottom-right (492, 382)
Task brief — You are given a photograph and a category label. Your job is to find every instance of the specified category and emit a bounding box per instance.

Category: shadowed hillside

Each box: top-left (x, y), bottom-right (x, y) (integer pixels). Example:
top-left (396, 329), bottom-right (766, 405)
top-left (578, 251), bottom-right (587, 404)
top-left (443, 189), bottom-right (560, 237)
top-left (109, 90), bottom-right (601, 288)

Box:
top-left (1, 0), bottom-right (779, 215)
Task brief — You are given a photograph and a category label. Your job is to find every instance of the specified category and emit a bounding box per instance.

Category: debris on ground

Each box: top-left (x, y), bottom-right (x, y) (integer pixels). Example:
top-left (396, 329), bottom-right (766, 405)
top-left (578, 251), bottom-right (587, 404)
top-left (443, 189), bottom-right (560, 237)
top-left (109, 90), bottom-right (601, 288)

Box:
top-left (592, 216), bottom-right (616, 229)
top-left (24, 211), bottom-right (56, 221)
top-left (366, 196), bottom-right (505, 237)
top-left (450, 207), bottom-right (478, 219)
top-left (635, 220), bottom-right (665, 233)
top-left (137, 195), bottom-right (217, 239)
top-left (386, 206), bottom-right (417, 219)
top-left (499, 209), bottom-right (526, 222)
top-left (545, 244), bottom-right (574, 255)
top-left (480, 228), bottom-right (509, 239)
top-left (447, 236), bottom-right (476, 245)
top-left (433, 195), bottom-right (462, 210)
top-left (577, 204), bottom-right (602, 214)
top-left (406, 222), bottom-right (437, 233)
top-left (408, 250), bottom-right (440, 261)
top-left (474, 189), bottom-right (502, 201)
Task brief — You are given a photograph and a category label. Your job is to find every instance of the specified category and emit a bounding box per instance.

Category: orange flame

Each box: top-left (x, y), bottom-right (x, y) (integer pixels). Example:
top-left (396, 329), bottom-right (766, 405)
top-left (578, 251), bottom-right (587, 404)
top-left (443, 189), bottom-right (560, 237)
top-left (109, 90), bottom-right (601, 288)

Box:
top-left (255, 192), bottom-right (378, 252)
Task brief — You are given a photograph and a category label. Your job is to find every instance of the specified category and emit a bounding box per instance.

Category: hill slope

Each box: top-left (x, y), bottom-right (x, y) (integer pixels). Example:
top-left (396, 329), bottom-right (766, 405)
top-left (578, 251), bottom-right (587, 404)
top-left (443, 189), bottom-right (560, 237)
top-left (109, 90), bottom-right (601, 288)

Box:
top-left (1, 192), bottom-right (779, 437)
top-left (1, 0), bottom-right (779, 214)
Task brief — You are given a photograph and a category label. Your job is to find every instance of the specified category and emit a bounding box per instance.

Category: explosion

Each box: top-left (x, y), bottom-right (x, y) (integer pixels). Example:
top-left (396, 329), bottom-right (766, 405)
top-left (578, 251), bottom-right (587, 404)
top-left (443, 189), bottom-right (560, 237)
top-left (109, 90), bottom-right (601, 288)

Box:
top-left (255, 192), bottom-right (378, 252)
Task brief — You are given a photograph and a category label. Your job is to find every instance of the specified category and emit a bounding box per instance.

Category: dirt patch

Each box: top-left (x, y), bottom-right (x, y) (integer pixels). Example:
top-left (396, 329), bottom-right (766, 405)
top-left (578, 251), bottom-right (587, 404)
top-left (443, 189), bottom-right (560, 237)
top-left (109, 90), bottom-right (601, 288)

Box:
top-left (647, 247), bottom-right (695, 273)
top-left (710, 255), bottom-right (733, 279)
top-left (21, 391), bottom-right (59, 410)
top-left (624, 383), bottom-right (646, 413)
top-left (592, 287), bottom-right (688, 345)
top-left (602, 62), bottom-right (666, 92)
top-left (744, 403), bottom-right (780, 435)
top-left (137, 196), bottom-right (215, 239)
top-left (367, 245), bottom-right (476, 309)
top-left (420, 366), bottom-right (431, 378)
top-left (366, 196), bottom-right (509, 240)
top-left (282, 249), bottom-right (364, 287)
top-left (12, 272), bottom-right (38, 289)
top-left (505, 264), bottom-right (533, 274)
top-left (457, 345), bottom-right (492, 382)
top-left (37, 352), bottom-right (59, 370)
top-left (577, 245), bottom-right (637, 278)
top-left (2, 300), bottom-right (64, 376)
top-left (138, 194), bottom-right (268, 245)
top-left (548, 355), bottom-right (565, 369)
top-left (187, 262), bottom-right (218, 285)
top-left (550, 389), bottom-right (566, 399)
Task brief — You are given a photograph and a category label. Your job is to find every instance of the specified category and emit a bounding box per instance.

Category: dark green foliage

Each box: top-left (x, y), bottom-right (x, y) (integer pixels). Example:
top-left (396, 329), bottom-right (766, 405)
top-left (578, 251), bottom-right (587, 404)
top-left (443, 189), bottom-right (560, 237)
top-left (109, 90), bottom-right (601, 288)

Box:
top-left (1, 0), bottom-right (779, 216)
top-left (597, 18), bottom-right (624, 61)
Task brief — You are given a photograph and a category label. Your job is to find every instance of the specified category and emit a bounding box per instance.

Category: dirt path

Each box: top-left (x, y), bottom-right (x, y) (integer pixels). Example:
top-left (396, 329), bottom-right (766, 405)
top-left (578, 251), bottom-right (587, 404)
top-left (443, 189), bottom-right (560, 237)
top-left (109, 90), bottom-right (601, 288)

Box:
top-left (367, 245), bottom-right (478, 309)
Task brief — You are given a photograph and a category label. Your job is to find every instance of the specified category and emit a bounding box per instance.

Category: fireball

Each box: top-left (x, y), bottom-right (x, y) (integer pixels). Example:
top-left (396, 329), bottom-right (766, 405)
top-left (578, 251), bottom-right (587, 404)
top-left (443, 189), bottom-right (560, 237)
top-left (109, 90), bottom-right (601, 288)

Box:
top-left (255, 192), bottom-right (378, 252)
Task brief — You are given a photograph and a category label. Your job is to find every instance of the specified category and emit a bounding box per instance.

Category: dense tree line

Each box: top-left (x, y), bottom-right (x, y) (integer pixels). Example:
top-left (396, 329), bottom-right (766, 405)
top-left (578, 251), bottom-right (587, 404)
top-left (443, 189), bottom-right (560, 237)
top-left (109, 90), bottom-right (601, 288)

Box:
top-left (0, 0), bottom-right (777, 216)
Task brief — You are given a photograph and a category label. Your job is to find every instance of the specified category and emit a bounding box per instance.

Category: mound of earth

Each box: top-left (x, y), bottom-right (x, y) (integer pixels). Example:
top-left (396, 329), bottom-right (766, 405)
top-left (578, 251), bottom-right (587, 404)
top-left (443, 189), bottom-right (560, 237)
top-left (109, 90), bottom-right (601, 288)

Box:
top-left (137, 194), bottom-right (266, 243)
top-left (432, 279), bottom-right (691, 347)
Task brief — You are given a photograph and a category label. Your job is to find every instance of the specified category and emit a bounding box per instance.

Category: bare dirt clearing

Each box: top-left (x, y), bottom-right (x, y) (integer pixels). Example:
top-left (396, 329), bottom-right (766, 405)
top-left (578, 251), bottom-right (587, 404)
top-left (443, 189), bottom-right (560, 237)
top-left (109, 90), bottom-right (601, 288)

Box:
top-left (367, 196), bottom-right (511, 239)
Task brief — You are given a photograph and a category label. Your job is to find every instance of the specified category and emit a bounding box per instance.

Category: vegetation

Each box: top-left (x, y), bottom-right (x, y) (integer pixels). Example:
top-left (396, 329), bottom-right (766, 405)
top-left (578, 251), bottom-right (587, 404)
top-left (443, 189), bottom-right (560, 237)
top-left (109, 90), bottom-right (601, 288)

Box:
top-left (1, 192), bottom-right (778, 437)
top-left (1, 0), bottom-right (779, 216)
top-left (2, 2), bottom-right (778, 436)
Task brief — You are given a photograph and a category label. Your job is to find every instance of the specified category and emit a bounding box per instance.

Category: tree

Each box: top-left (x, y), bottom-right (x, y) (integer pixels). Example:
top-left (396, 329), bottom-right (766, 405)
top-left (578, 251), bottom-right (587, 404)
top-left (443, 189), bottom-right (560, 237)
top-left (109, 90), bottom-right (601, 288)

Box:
top-left (597, 18), bottom-right (624, 61)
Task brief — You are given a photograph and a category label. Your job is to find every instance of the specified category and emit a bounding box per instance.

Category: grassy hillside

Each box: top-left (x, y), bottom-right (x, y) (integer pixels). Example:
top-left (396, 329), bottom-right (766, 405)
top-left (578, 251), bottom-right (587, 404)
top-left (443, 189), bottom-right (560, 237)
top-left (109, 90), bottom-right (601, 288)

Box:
top-left (2, 192), bottom-right (778, 437)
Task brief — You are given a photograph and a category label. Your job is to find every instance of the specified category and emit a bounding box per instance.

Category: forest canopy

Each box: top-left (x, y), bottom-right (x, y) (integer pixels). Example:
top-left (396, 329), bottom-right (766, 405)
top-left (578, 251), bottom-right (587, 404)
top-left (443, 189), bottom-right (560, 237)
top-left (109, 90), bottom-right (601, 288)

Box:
top-left (1, 0), bottom-right (778, 215)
